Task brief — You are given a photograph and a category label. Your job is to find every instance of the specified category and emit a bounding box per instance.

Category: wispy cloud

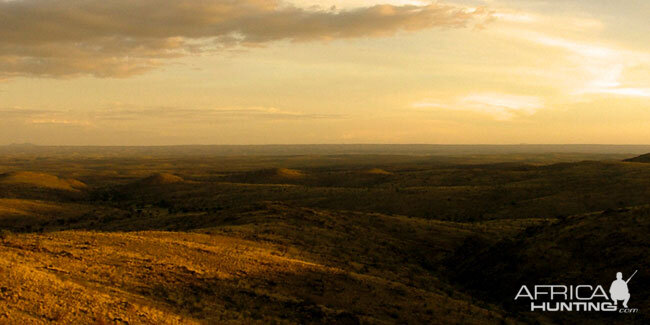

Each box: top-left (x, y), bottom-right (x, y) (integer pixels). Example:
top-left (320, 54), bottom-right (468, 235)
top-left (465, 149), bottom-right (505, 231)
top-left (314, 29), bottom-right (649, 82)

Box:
top-left (95, 105), bottom-right (344, 121)
top-left (0, 107), bottom-right (58, 118)
top-left (0, 0), bottom-right (491, 78)
top-left (489, 6), bottom-right (650, 99)
top-left (0, 107), bottom-right (93, 126)
top-left (518, 31), bottom-right (650, 98)
top-left (493, 10), bottom-right (604, 32)
top-left (29, 119), bottom-right (91, 126)
top-left (413, 92), bottom-right (543, 120)
top-left (2, 104), bottom-right (341, 125)
top-left (597, 88), bottom-right (650, 98)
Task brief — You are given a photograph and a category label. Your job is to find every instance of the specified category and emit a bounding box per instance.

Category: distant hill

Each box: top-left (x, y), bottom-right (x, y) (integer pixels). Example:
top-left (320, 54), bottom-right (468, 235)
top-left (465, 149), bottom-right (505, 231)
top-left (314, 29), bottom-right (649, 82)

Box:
top-left (137, 173), bottom-right (185, 186)
top-left (271, 168), bottom-right (304, 178)
top-left (228, 168), bottom-right (306, 184)
top-left (361, 168), bottom-right (392, 175)
top-left (624, 153), bottom-right (650, 163)
top-left (0, 172), bottom-right (86, 191)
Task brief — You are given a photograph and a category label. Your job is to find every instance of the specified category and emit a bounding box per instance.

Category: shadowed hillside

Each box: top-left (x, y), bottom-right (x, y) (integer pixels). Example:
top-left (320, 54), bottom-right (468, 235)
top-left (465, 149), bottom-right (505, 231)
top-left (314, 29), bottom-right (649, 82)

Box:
top-left (624, 153), bottom-right (650, 163)
top-left (448, 206), bottom-right (650, 324)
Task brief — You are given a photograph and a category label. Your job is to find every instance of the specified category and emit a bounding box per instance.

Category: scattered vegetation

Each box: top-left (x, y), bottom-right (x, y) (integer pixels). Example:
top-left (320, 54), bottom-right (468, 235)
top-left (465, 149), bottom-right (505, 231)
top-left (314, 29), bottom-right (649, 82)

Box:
top-left (0, 149), bottom-right (648, 324)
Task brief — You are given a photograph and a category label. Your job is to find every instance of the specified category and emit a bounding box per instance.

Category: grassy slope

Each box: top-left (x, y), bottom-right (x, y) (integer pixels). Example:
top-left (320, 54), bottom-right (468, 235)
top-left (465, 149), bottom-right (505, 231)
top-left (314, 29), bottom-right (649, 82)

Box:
top-left (0, 172), bottom-right (86, 191)
top-left (0, 228), bottom-right (512, 324)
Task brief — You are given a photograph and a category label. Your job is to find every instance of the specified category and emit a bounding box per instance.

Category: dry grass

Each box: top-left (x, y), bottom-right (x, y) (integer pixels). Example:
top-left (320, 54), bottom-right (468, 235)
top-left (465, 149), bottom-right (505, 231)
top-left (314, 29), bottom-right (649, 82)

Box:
top-left (0, 199), bottom-right (65, 217)
top-left (0, 229), bottom-right (511, 324)
top-left (2, 153), bottom-right (647, 324)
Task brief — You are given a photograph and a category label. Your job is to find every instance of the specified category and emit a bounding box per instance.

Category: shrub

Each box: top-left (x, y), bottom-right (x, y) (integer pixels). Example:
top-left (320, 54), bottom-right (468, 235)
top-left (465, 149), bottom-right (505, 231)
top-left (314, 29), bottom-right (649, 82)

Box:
top-left (0, 229), bottom-right (13, 240)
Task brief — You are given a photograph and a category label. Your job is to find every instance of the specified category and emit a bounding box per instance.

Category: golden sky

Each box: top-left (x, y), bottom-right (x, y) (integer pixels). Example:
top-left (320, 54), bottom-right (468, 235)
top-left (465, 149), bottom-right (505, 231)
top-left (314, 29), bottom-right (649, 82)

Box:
top-left (1, 0), bottom-right (649, 145)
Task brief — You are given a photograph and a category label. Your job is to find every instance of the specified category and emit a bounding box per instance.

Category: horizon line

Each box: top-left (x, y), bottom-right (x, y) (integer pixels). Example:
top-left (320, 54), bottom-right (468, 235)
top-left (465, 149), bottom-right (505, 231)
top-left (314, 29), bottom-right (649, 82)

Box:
top-left (4, 143), bottom-right (650, 147)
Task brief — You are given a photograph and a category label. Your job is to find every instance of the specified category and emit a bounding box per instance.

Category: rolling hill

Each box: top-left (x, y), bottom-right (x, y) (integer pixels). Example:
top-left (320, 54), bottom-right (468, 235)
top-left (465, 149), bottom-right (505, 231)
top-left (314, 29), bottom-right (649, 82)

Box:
top-left (0, 213), bottom-right (517, 324)
top-left (138, 173), bottom-right (185, 186)
top-left (362, 168), bottom-right (393, 175)
top-left (0, 172), bottom-right (86, 191)
top-left (0, 152), bottom-right (649, 323)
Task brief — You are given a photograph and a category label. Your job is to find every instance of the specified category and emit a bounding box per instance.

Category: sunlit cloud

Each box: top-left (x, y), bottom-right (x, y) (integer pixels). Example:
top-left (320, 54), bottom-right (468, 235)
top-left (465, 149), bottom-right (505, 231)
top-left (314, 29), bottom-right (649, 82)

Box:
top-left (0, 0), bottom-right (491, 78)
top-left (1, 0), bottom-right (648, 145)
top-left (531, 34), bottom-right (649, 97)
top-left (2, 104), bottom-right (342, 126)
top-left (597, 88), bottom-right (650, 98)
top-left (491, 6), bottom-right (604, 32)
top-left (494, 14), bottom-right (650, 99)
top-left (30, 119), bottom-right (92, 126)
top-left (413, 93), bottom-right (543, 120)
top-left (492, 12), bottom-right (537, 24)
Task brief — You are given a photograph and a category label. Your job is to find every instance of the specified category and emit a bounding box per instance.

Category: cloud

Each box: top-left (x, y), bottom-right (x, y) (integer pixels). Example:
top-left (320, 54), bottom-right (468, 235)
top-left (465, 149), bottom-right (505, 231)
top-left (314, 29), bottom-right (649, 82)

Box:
top-left (488, 7), bottom-right (650, 99)
top-left (1, 103), bottom-right (342, 123)
top-left (517, 31), bottom-right (650, 98)
top-left (493, 10), bottom-right (604, 32)
top-left (597, 88), bottom-right (650, 98)
top-left (413, 92), bottom-right (543, 120)
top-left (0, 0), bottom-right (491, 78)
top-left (29, 119), bottom-right (91, 126)
top-left (0, 107), bottom-right (58, 118)
top-left (94, 105), bottom-right (344, 121)
top-left (0, 107), bottom-right (94, 126)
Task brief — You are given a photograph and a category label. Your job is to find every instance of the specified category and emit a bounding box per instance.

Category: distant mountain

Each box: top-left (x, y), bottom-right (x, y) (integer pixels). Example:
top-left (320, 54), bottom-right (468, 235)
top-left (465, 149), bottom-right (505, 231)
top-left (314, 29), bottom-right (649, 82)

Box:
top-left (624, 153), bottom-right (650, 162)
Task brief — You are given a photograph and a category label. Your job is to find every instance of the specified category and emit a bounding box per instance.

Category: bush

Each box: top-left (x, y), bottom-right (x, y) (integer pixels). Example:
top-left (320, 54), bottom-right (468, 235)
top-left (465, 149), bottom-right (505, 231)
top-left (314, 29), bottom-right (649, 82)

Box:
top-left (0, 229), bottom-right (13, 240)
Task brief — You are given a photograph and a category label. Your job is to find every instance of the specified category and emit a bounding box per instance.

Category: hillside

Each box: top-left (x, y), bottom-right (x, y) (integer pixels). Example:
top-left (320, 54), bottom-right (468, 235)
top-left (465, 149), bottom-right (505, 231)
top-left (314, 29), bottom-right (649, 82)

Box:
top-left (624, 153), bottom-right (650, 163)
top-left (226, 168), bottom-right (306, 184)
top-left (448, 206), bottom-right (650, 324)
top-left (138, 173), bottom-right (185, 186)
top-left (0, 218), bottom-right (516, 324)
top-left (362, 168), bottom-right (393, 175)
top-left (0, 172), bottom-right (86, 191)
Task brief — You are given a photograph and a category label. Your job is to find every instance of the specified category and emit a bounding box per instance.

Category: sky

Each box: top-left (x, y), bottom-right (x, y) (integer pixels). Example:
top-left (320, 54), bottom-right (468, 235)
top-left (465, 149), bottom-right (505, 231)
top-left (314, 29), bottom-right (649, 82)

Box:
top-left (0, 0), bottom-right (648, 145)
